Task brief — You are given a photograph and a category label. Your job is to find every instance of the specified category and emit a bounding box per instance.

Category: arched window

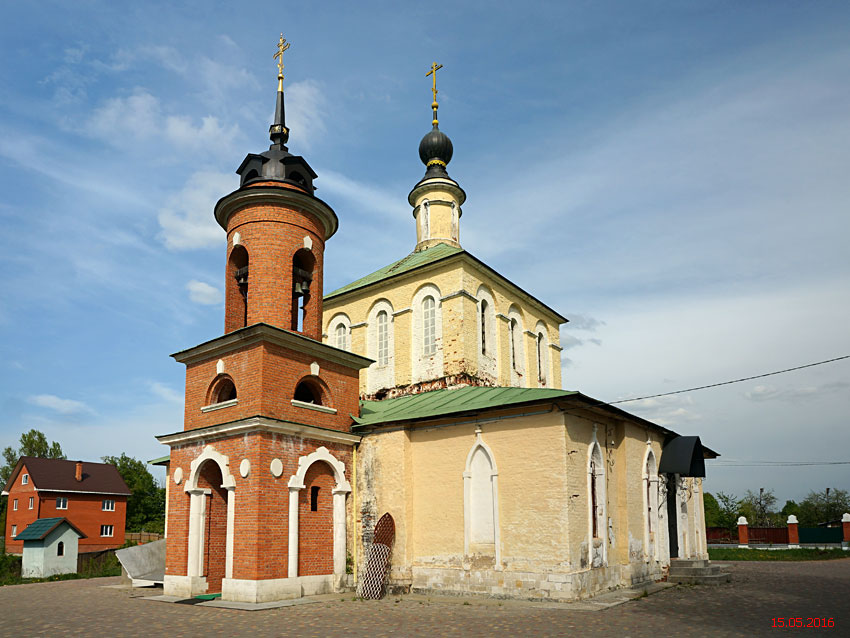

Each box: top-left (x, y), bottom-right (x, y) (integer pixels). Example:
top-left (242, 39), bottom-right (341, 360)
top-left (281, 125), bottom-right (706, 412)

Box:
top-left (291, 249), bottom-right (315, 332)
top-left (589, 442), bottom-right (605, 542)
top-left (423, 296), bottom-right (436, 356)
top-left (208, 375), bottom-right (237, 405)
top-left (644, 449), bottom-right (659, 562)
top-left (294, 380), bottom-right (322, 405)
top-left (480, 300), bottom-right (488, 355)
top-left (335, 324), bottom-right (348, 351)
top-left (377, 311), bottom-right (389, 365)
top-left (57, 541), bottom-right (64, 557)
top-left (216, 379), bottom-right (237, 402)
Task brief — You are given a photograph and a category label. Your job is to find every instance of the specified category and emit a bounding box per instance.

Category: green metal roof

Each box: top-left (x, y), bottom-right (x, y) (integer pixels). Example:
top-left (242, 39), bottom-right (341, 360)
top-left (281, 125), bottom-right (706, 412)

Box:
top-left (325, 242), bottom-right (463, 299)
top-left (354, 386), bottom-right (578, 427)
top-left (16, 517), bottom-right (85, 541)
top-left (148, 455), bottom-right (170, 466)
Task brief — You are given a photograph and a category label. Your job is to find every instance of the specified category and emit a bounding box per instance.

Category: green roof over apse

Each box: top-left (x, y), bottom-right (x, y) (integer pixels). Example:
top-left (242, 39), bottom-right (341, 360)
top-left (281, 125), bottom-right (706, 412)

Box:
top-left (354, 386), bottom-right (578, 427)
top-left (16, 517), bottom-right (86, 541)
top-left (325, 242), bottom-right (463, 299)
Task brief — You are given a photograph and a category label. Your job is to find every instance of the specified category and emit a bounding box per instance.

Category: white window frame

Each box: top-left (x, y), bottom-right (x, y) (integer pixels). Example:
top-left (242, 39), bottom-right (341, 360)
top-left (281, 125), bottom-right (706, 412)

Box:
top-left (376, 310), bottom-right (389, 366)
top-left (507, 307), bottom-right (525, 386)
top-left (422, 296), bottom-right (436, 356)
top-left (11, 525), bottom-right (16, 538)
top-left (411, 284), bottom-right (444, 383)
top-left (327, 313), bottom-right (351, 352)
top-left (22, 474), bottom-right (28, 485)
top-left (100, 524), bottom-right (114, 537)
top-left (13, 499), bottom-right (17, 511)
top-left (56, 496), bottom-right (68, 510)
top-left (102, 499), bottom-right (116, 512)
top-left (28, 496), bottom-right (34, 509)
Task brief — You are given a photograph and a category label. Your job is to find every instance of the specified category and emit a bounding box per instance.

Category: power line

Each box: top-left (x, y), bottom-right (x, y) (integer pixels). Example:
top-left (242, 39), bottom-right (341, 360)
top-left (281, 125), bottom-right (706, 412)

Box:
top-left (605, 355), bottom-right (850, 407)
top-left (712, 461), bottom-right (850, 467)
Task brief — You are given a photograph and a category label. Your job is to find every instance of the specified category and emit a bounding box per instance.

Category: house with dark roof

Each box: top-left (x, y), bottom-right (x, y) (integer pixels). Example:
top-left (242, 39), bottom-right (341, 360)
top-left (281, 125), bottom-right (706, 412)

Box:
top-left (2, 457), bottom-right (131, 554)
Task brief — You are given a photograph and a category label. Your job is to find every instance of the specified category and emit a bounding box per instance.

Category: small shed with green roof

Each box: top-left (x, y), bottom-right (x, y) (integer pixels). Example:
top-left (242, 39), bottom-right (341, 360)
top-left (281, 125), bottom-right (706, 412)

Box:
top-left (18, 517), bottom-right (86, 578)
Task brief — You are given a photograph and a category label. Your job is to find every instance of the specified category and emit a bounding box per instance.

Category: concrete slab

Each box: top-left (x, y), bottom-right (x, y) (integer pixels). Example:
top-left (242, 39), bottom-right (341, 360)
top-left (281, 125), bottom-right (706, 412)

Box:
top-left (141, 592), bottom-right (345, 611)
top-left (115, 539), bottom-right (166, 585)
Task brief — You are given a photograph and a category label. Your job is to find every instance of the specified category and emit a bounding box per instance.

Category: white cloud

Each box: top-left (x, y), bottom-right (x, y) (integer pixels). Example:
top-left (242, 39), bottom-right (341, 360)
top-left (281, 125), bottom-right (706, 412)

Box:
top-left (149, 382), bottom-right (183, 404)
top-left (621, 394), bottom-right (701, 426)
top-left (318, 169), bottom-right (401, 219)
top-left (186, 280), bottom-right (222, 305)
top-left (744, 382), bottom-right (847, 402)
top-left (27, 394), bottom-right (93, 416)
top-left (157, 171), bottom-right (236, 250)
top-left (285, 80), bottom-right (328, 148)
top-left (86, 89), bottom-right (240, 153)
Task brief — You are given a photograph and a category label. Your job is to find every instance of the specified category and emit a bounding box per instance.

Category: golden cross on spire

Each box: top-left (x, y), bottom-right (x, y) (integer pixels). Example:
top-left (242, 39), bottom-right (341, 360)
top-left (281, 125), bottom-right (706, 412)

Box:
top-left (274, 34), bottom-right (291, 89)
top-left (425, 62), bottom-right (443, 126)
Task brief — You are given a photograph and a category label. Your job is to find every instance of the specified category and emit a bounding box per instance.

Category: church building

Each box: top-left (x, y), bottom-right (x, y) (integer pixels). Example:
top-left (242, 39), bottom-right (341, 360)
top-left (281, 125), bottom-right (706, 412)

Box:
top-left (156, 39), bottom-right (716, 604)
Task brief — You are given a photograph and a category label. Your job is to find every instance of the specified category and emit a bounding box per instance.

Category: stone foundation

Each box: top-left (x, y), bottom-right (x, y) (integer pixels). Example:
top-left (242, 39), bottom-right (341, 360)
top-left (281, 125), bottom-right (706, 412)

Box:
top-left (410, 561), bottom-right (664, 601)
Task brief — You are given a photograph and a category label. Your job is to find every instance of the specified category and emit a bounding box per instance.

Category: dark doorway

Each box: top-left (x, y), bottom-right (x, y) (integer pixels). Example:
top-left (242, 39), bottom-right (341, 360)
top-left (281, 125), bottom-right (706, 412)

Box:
top-left (666, 473), bottom-right (679, 558)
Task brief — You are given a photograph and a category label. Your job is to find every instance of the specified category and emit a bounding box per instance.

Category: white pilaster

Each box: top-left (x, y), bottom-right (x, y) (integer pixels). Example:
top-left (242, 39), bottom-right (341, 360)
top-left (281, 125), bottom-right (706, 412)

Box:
top-left (332, 489), bottom-right (347, 574)
top-left (225, 485), bottom-right (235, 579)
top-left (288, 487), bottom-right (300, 577)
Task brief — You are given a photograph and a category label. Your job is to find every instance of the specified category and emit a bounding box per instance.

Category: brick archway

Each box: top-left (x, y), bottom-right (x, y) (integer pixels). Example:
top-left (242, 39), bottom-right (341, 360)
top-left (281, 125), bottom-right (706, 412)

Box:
top-left (286, 446), bottom-right (350, 578)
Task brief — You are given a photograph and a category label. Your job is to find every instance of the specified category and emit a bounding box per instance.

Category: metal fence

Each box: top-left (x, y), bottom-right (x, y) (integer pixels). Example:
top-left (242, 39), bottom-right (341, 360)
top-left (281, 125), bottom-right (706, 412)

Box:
top-left (798, 527), bottom-right (843, 544)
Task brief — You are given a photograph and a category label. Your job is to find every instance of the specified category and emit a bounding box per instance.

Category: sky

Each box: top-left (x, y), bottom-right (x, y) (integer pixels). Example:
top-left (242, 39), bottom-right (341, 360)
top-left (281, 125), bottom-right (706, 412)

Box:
top-left (0, 1), bottom-right (848, 504)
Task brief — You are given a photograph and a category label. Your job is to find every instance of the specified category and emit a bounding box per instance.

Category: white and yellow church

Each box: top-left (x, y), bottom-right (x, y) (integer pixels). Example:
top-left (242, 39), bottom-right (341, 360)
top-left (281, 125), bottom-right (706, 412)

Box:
top-left (156, 40), bottom-right (716, 604)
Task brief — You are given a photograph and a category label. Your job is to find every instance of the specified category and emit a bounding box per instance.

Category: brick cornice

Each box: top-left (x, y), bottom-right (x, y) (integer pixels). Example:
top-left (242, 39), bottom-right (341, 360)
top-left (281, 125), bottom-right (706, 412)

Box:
top-left (171, 322), bottom-right (373, 369)
top-left (214, 185), bottom-right (339, 239)
top-left (155, 415), bottom-right (361, 446)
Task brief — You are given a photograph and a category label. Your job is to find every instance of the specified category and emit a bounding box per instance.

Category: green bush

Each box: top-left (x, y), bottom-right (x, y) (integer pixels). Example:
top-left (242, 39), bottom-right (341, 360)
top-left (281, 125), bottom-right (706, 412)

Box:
top-left (0, 553), bottom-right (23, 586)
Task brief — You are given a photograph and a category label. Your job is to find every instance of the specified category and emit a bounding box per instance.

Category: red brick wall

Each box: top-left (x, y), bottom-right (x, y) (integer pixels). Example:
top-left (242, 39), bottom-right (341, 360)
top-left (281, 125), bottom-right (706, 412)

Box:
top-left (223, 198), bottom-right (326, 340)
top-left (4, 465), bottom-right (127, 553)
top-left (165, 432), bottom-right (351, 582)
top-left (182, 341), bottom-right (361, 433)
top-left (298, 461), bottom-right (335, 576)
top-left (197, 460), bottom-right (228, 593)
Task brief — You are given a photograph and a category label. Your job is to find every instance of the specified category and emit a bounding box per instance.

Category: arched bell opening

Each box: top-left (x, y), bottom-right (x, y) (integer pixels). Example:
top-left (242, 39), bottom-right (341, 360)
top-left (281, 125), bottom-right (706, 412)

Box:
top-left (226, 245), bottom-right (249, 332)
top-left (291, 248), bottom-right (316, 333)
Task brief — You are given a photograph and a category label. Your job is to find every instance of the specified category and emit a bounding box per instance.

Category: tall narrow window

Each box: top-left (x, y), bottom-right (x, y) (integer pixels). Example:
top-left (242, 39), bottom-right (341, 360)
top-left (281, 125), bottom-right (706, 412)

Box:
top-left (423, 296), bottom-right (436, 355)
top-left (29, 496), bottom-right (34, 509)
top-left (537, 333), bottom-right (544, 382)
top-left (590, 460), bottom-right (599, 538)
top-left (13, 499), bottom-right (17, 511)
top-left (228, 245), bottom-right (249, 330)
top-left (480, 300), bottom-right (488, 355)
top-left (377, 311), bottom-right (389, 365)
top-left (57, 541), bottom-right (64, 557)
top-left (422, 201), bottom-right (430, 239)
top-left (310, 486), bottom-right (320, 512)
top-left (509, 319), bottom-right (517, 370)
top-left (647, 479), bottom-right (653, 536)
top-left (335, 324), bottom-right (348, 351)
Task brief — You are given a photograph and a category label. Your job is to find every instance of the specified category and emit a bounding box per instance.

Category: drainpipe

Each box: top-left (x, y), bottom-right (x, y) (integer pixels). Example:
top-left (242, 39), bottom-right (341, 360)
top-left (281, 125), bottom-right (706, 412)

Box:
top-left (352, 443), bottom-right (358, 584)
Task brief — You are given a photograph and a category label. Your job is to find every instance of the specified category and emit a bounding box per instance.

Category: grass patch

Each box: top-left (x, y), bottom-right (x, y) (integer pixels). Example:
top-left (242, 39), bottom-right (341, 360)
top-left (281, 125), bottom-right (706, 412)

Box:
top-left (709, 547), bottom-right (848, 561)
top-left (1, 549), bottom-right (121, 586)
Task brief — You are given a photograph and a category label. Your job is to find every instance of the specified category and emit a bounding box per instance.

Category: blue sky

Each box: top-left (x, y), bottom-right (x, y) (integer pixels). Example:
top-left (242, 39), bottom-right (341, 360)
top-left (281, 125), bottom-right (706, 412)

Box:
top-left (1, 1), bottom-right (848, 503)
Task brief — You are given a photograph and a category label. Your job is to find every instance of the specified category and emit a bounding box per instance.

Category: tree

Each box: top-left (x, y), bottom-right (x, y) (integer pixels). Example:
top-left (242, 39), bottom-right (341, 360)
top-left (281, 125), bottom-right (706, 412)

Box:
top-left (2, 429), bottom-right (66, 484)
top-left (714, 491), bottom-right (741, 530)
top-left (101, 454), bottom-right (165, 534)
top-left (703, 492), bottom-right (722, 527)
top-left (796, 488), bottom-right (850, 527)
top-left (1, 429), bottom-right (66, 553)
top-left (738, 488), bottom-right (779, 527)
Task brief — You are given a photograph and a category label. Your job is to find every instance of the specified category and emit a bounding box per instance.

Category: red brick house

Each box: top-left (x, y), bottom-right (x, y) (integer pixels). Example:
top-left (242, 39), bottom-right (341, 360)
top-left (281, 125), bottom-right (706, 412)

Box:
top-left (2, 457), bottom-right (131, 554)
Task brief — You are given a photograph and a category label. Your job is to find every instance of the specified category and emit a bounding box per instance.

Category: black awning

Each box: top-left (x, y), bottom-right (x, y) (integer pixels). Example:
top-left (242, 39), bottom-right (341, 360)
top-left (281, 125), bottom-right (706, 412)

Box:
top-left (658, 436), bottom-right (706, 477)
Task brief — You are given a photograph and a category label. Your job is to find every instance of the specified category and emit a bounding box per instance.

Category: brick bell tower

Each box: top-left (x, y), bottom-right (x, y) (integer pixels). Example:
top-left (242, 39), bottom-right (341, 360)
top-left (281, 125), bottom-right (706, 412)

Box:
top-left (157, 35), bottom-right (371, 603)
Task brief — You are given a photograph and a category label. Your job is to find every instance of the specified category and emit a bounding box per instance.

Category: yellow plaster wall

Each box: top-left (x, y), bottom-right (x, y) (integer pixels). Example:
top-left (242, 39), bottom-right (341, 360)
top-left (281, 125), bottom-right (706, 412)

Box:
top-left (323, 252), bottom-right (565, 394)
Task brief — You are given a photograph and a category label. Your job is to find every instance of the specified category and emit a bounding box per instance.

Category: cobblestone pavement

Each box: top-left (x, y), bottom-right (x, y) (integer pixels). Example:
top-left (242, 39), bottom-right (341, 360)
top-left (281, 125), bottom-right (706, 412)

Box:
top-left (0, 560), bottom-right (847, 637)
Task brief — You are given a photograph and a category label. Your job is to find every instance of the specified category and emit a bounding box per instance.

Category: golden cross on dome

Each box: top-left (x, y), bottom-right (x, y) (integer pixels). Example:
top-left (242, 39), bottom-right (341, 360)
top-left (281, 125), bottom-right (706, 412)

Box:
top-left (426, 62), bottom-right (443, 125)
top-left (274, 34), bottom-right (291, 88)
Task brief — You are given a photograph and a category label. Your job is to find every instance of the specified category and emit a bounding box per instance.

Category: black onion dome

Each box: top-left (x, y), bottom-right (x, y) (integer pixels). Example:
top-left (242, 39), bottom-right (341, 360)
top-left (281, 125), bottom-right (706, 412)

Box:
top-left (418, 124), bottom-right (453, 168)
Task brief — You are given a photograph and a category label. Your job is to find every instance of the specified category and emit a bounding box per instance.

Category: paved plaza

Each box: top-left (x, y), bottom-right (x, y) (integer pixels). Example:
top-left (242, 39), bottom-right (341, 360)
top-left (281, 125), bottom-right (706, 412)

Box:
top-left (0, 560), bottom-right (847, 637)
